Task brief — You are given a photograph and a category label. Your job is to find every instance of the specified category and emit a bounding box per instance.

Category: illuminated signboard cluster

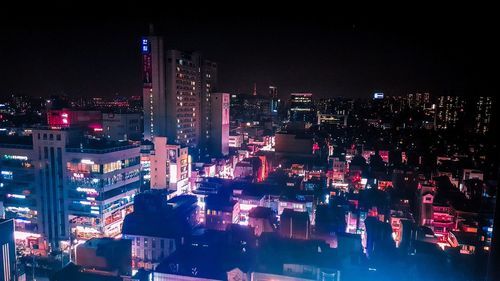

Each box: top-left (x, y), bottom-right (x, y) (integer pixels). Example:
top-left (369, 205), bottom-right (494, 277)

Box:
top-left (3, 155), bottom-right (28, 161)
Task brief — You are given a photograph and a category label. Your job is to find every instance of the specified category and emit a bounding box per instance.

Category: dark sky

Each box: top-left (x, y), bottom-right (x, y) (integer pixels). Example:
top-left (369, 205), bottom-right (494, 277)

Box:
top-left (0, 6), bottom-right (492, 99)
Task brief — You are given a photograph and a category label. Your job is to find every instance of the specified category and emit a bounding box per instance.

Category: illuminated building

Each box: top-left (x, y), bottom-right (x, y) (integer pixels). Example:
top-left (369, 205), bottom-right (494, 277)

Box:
top-left (431, 203), bottom-right (455, 242)
top-left (200, 60), bottom-right (218, 153)
top-left (417, 183), bottom-right (435, 226)
top-left (142, 31), bottom-right (217, 148)
top-left (149, 137), bottom-right (191, 193)
top-left (474, 96), bottom-right (492, 134)
top-left (141, 33), bottom-right (165, 140)
top-left (0, 219), bottom-right (16, 281)
top-left (65, 140), bottom-right (141, 241)
top-left (210, 93), bottom-right (230, 156)
top-left (317, 113), bottom-right (347, 126)
top-left (435, 95), bottom-right (465, 130)
top-left (164, 49), bottom-right (202, 147)
top-left (205, 195), bottom-right (240, 231)
top-left (0, 141), bottom-right (40, 251)
top-left (47, 109), bottom-right (102, 130)
top-left (102, 112), bottom-right (142, 141)
top-left (288, 93), bottom-right (315, 123)
top-left (1, 128), bottom-right (141, 248)
top-left (278, 194), bottom-right (315, 225)
top-left (269, 86), bottom-right (280, 117)
top-left (331, 157), bottom-right (346, 182)
top-left (228, 134), bottom-right (243, 148)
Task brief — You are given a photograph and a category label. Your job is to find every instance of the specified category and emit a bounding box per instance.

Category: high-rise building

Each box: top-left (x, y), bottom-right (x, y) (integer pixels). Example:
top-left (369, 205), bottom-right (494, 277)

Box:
top-left (435, 95), bottom-right (465, 130)
top-left (201, 60), bottom-right (218, 151)
top-left (210, 93), bottom-right (230, 157)
top-left (474, 96), bottom-right (492, 134)
top-left (164, 50), bottom-right (202, 147)
top-left (142, 33), bottom-right (217, 149)
top-left (288, 93), bottom-right (315, 123)
top-left (142, 35), bottom-right (165, 141)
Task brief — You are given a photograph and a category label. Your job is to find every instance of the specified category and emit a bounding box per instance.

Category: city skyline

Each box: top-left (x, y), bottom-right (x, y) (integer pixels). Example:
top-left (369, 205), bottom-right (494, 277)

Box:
top-left (0, 6), bottom-right (498, 281)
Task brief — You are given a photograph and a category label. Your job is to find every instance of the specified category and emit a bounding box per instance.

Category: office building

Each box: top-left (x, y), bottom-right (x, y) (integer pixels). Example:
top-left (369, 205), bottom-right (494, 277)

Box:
top-left (210, 93), bottom-right (230, 157)
top-left (288, 93), bottom-right (315, 123)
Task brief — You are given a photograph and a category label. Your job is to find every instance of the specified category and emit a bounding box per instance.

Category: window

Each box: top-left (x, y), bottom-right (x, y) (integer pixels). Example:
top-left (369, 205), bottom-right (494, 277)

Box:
top-left (161, 239), bottom-right (164, 249)
top-left (56, 134), bottom-right (61, 141)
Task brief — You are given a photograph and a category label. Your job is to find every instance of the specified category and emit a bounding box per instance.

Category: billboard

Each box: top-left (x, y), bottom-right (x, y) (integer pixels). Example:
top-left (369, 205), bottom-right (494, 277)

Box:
top-left (373, 92), bottom-right (384, 99)
top-left (142, 38), bottom-right (152, 87)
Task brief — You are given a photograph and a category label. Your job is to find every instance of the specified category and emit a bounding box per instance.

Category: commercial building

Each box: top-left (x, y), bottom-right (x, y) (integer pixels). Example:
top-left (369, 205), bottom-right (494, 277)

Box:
top-left (65, 139), bottom-right (141, 242)
top-left (0, 219), bottom-right (15, 281)
top-left (0, 128), bottom-right (141, 249)
top-left (149, 137), bottom-right (190, 193)
top-left (0, 138), bottom-right (40, 252)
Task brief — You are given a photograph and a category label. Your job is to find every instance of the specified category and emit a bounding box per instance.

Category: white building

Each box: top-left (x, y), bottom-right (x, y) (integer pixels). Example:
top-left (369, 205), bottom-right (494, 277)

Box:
top-left (150, 137), bottom-right (191, 193)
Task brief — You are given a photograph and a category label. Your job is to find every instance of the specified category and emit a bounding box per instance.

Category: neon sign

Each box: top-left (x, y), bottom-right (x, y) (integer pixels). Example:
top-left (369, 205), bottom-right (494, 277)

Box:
top-left (141, 38), bottom-right (150, 54)
top-left (3, 155), bottom-right (28, 161)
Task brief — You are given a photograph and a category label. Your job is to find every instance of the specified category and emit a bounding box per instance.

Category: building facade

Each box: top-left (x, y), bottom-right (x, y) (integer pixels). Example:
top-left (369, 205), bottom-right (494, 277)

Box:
top-left (210, 93), bottom-right (230, 157)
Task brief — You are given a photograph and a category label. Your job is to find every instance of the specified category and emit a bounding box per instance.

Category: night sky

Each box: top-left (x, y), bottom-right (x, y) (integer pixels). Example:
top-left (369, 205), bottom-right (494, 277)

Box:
top-left (0, 7), bottom-right (491, 99)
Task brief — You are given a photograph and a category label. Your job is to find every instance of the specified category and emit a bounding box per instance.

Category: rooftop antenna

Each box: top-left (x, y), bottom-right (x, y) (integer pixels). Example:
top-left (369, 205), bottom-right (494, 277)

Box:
top-left (149, 23), bottom-right (155, 35)
top-left (253, 83), bottom-right (257, 96)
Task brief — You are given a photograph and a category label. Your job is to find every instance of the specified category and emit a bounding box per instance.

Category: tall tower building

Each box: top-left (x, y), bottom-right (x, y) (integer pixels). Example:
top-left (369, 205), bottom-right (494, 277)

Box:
top-left (142, 34), bottom-right (217, 149)
top-left (210, 93), bottom-right (230, 156)
top-left (142, 35), bottom-right (166, 140)
top-left (200, 60), bottom-right (218, 151)
top-left (474, 96), bottom-right (492, 134)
